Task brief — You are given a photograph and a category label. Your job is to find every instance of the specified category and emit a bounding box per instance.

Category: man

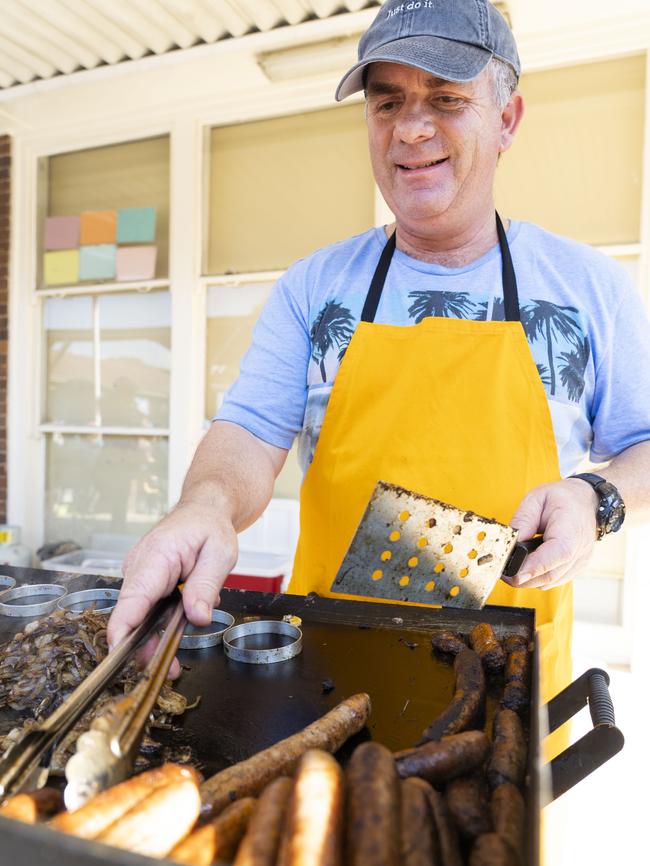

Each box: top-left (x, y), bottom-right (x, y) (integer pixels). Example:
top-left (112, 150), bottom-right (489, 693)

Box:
top-left (108, 0), bottom-right (650, 713)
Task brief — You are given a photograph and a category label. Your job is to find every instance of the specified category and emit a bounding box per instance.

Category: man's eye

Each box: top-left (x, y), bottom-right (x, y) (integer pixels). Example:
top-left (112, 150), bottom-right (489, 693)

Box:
top-left (436, 96), bottom-right (464, 107)
top-left (376, 100), bottom-right (399, 113)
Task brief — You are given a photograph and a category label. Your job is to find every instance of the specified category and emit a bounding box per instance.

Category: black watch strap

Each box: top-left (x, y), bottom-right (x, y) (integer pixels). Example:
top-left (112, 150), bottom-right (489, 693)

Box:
top-left (571, 472), bottom-right (607, 489)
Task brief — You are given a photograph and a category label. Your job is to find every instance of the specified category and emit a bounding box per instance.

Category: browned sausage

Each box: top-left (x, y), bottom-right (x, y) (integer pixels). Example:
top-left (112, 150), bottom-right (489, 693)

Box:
top-left (400, 779), bottom-right (439, 866)
top-left (501, 681), bottom-right (528, 714)
top-left (491, 783), bottom-right (525, 865)
top-left (503, 635), bottom-right (528, 654)
top-left (170, 797), bottom-right (256, 865)
top-left (431, 631), bottom-right (466, 656)
top-left (200, 693), bottom-right (370, 816)
top-left (345, 741), bottom-right (401, 866)
top-left (469, 833), bottom-right (519, 866)
top-left (233, 777), bottom-right (293, 866)
top-left (469, 624), bottom-right (505, 675)
top-left (0, 788), bottom-right (63, 823)
top-left (487, 710), bottom-right (527, 789)
top-left (445, 773), bottom-right (492, 839)
top-left (277, 750), bottom-right (344, 866)
top-left (418, 647), bottom-right (485, 744)
top-left (395, 731), bottom-right (490, 784)
top-left (501, 637), bottom-right (530, 714)
top-left (407, 777), bottom-right (462, 866)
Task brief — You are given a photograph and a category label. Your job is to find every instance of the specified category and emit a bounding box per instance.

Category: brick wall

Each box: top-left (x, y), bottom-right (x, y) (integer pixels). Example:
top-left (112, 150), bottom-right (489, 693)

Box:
top-left (0, 136), bottom-right (10, 523)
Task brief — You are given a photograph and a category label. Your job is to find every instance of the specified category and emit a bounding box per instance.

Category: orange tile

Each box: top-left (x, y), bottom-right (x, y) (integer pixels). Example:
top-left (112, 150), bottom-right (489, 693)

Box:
top-left (79, 210), bottom-right (117, 245)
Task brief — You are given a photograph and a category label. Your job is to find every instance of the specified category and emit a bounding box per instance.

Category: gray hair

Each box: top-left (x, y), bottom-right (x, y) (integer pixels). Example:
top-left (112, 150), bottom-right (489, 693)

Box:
top-left (487, 57), bottom-right (518, 109)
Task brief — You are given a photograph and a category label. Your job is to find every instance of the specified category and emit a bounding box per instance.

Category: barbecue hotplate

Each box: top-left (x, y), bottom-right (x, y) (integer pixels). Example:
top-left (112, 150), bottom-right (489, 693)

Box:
top-left (0, 566), bottom-right (539, 866)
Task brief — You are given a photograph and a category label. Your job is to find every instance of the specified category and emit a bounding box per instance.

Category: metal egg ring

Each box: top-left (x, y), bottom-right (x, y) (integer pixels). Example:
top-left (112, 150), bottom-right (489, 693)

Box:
top-left (222, 620), bottom-right (303, 664)
top-left (57, 588), bottom-right (120, 614)
top-left (0, 575), bottom-right (16, 591)
top-left (179, 609), bottom-right (235, 649)
top-left (0, 583), bottom-right (67, 617)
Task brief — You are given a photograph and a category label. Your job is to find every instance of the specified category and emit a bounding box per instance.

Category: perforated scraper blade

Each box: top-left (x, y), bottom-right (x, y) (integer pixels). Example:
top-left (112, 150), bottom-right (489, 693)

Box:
top-left (331, 480), bottom-right (519, 609)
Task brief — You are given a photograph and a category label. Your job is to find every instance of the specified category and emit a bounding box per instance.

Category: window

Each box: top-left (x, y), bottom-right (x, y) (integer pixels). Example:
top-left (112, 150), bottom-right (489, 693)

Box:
top-left (37, 136), bottom-right (171, 548)
top-left (204, 103), bottom-right (375, 498)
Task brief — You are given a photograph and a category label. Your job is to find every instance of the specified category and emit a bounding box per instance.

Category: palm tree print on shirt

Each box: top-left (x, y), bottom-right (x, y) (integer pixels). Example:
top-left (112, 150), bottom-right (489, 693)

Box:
top-left (408, 290), bottom-right (478, 322)
top-left (558, 335), bottom-right (590, 402)
top-left (520, 300), bottom-right (584, 397)
top-left (310, 300), bottom-right (356, 382)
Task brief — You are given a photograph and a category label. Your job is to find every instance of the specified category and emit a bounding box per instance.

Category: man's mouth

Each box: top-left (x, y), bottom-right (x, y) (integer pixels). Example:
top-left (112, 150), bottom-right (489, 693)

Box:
top-left (396, 157), bottom-right (448, 170)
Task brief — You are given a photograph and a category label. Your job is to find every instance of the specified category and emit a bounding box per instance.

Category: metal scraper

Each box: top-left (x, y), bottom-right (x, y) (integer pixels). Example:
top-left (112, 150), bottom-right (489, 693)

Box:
top-left (330, 480), bottom-right (542, 609)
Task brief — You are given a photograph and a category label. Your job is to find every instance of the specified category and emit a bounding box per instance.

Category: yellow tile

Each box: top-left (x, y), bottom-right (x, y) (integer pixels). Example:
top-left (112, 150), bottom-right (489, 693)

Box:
top-left (43, 249), bottom-right (79, 286)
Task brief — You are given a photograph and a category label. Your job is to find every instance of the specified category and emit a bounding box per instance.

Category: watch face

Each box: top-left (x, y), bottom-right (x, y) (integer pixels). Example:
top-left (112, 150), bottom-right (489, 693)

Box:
top-left (597, 482), bottom-right (626, 535)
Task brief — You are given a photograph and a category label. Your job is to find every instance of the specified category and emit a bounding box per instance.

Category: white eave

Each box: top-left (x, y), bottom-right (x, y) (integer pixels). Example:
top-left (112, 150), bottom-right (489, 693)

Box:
top-left (0, 0), bottom-right (383, 96)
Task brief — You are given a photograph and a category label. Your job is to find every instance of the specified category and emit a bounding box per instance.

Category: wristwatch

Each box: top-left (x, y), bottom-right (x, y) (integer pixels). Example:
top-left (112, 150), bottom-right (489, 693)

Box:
top-left (569, 473), bottom-right (626, 540)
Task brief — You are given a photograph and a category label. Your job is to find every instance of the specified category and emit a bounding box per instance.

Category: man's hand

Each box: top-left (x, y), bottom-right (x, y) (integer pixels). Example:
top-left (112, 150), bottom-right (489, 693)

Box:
top-left (503, 478), bottom-right (599, 591)
top-left (107, 501), bottom-right (238, 671)
top-left (105, 421), bottom-right (287, 674)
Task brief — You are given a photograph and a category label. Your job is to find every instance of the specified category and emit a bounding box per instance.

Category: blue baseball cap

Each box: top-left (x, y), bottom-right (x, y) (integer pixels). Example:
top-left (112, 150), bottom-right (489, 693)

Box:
top-left (336, 0), bottom-right (520, 101)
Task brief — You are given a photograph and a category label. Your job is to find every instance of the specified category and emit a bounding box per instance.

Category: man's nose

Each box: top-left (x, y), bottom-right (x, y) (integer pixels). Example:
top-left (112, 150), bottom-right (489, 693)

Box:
top-left (394, 104), bottom-right (436, 144)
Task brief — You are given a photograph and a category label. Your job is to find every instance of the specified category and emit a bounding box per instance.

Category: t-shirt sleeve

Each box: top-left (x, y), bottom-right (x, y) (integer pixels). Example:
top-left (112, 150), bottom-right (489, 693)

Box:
top-left (589, 273), bottom-right (650, 463)
top-left (215, 268), bottom-right (311, 450)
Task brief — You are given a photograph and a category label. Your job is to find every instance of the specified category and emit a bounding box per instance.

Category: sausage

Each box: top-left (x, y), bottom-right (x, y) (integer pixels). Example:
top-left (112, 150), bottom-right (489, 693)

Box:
top-left (487, 710), bottom-right (527, 789)
top-left (0, 788), bottom-right (63, 823)
top-left (50, 763), bottom-right (200, 840)
top-left (277, 750), bottom-right (344, 866)
top-left (170, 797), bottom-right (256, 865)
top-left (345, 741), bottom-right (401, 866)
top-left (200, 693), bottom-right (370, 816)
top-left (395, 731), bottom-right (490, 784)
top-left (469, 624), bottom-right (505, 675)
top-left (491, 783), bottom-right (525, 865)
top-left (98, 777), bottom-right (202, 858)
top-left (400, 779), bottom-right (439, 866)
top-left (233, 777), bottom-right (293, 866)
top-left (501, 637), bottom-right (530, 714)
top-left (501, 681), bottom-right (528, 714)
top-left (431, 631), bottom-right (466, 656)
top-left (407, 777), bottom-right (462, 866)
top-left (417, 648), bottom-right (486, 744)
top-left (445, 773), bottom-right (492, 839)
top-left (469, 833), bottom-right (519, 866)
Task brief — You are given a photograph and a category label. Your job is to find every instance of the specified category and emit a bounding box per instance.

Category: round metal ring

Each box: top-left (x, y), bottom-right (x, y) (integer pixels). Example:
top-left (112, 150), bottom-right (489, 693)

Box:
top-left (0, 583), bottom-right (67, 617)
top-left (57, 588), bottom-right (120, 614)
top-left (222, 620), bottom-right (303, 664)
top-left (0, 575), bottom-right (16, 591)
top-left (179, 609), bottom-right (235, 649)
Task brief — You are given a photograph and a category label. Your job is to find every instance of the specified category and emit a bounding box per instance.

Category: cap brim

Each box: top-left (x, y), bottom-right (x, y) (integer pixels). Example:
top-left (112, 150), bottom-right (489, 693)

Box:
top-left (335, 35), bottom-right (492, 101)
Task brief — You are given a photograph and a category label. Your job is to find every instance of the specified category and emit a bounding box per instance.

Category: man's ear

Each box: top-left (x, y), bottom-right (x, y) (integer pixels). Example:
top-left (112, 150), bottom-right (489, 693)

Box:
top-left (499, 92), bottom-right (524, 153)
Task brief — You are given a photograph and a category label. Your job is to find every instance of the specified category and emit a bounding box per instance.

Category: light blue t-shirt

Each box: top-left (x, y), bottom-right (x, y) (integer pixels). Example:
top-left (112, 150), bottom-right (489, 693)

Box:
top-left (217, 221), bottom-right (650, 478)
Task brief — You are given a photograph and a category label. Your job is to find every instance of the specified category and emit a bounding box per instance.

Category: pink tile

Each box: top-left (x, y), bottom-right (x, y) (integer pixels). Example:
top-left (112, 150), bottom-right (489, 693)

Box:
top-left (116, 245), bottom-right (157, 281)
top-left (44, 216), bottom-right (80, 250)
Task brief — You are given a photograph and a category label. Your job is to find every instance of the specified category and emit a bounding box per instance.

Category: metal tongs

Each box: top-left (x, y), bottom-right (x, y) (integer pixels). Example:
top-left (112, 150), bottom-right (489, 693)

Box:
top-left (0, 588), bottom-right (186, 806)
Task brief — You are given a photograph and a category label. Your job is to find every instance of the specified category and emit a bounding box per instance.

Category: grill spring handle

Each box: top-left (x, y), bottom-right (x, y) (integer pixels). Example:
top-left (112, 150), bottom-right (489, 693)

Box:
top-left (542, 667), bottom-right (624, 804)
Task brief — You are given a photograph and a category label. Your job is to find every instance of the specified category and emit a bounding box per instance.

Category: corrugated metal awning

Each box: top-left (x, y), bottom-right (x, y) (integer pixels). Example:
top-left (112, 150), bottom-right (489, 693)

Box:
top-left (0, 0), bottom-right (384, 91)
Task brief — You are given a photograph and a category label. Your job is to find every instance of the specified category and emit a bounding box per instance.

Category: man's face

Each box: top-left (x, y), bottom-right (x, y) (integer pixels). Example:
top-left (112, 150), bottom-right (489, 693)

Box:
top-left (365, 62), bottom-right (515, 231)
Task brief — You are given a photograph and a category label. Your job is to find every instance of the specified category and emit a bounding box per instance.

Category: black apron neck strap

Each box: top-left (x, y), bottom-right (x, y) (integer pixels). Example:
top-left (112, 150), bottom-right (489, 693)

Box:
top-left (360, 229), bottom-right (397, 323)
top-left (495, 211), bottom-right (520, 322)
top-left (360, 212), bottom-right (520, 324)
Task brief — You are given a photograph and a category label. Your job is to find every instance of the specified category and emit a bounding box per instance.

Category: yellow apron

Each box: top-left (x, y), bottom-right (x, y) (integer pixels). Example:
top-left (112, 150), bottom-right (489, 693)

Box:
top-left (289, 215), bottom-right (572, 758)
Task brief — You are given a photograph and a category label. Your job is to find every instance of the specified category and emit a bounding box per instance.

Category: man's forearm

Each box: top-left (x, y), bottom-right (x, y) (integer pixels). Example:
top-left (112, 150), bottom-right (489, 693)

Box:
top-left (595, 439), bottom-right (650, 521)
top-left (179, 420), bottom-right (289, 532)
